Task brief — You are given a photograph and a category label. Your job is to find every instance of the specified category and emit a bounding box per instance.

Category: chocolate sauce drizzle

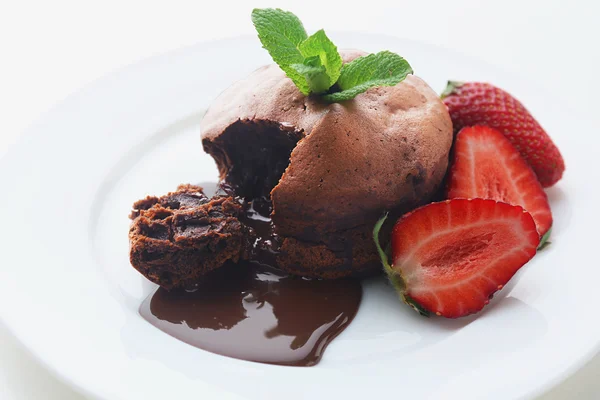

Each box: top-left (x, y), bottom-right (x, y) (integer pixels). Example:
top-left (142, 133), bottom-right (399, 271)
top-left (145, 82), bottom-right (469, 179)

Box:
top-left (140, 182), bottom-right (362, 366)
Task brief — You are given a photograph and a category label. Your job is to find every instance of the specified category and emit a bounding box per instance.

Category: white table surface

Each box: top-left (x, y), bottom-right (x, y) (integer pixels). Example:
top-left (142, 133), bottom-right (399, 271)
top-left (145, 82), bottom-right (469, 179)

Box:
top-left (1, 0), bottom-right (598, 398)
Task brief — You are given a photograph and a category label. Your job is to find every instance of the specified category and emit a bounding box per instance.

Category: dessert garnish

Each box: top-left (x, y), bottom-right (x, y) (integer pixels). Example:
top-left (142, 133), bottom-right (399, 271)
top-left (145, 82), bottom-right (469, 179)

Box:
top-left (374, 199), bottom-right (539, 318)
top-left (442, 81), bottom-right (565, 187)
top-left (447, 125), bottom-right (553, 238)
top-left (251, 8), bottom-right (413, 102)
top-left (371, 82), bottom-right (565, 318)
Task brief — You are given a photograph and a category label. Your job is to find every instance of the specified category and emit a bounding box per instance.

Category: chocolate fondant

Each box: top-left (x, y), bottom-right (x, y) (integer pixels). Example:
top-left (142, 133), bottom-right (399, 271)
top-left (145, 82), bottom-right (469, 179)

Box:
top-left (200, 50), bottom-right (453, 278)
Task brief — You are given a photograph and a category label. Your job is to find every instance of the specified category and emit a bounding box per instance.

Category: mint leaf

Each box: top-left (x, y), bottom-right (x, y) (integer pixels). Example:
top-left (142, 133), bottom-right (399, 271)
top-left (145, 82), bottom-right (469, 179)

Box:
top-left (290, 60), bottom-right (330, 94)
top-left (251, 10), bottom-right (414, 101)
top-left (323, 51), bottom-right (413, 102)
top-left (298, 29), bottom-right (343, 89)
top-left (251, 8), bottom-right (310, 94)
top-left (251, 10), bottom-right (342, 95)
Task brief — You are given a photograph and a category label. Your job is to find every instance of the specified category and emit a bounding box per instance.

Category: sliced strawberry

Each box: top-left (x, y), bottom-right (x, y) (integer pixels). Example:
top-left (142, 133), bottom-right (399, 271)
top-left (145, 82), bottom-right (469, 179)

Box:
top-left (385, 199), bottom-right (538, 318)
top-left (447, 125), bottom-right (552, 237)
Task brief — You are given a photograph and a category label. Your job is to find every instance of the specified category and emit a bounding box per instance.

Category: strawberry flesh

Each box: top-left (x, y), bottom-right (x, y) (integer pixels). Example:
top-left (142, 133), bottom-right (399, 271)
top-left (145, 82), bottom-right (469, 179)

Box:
top-left (447, 125), bottom-right (552, 237)
top-left (390, 199), bottom-right (538, 318)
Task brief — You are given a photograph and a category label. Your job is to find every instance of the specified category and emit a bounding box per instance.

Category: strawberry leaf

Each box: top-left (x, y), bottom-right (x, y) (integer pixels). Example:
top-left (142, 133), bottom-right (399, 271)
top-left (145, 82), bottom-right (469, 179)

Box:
top-left (403, 295), bottom-right (431, 317)
top-left (538, 227), bottom-right (552, 250)
top-left (374, 214), bottom-right (430, 317)
top-left (440, 80), bottom-right (465, 98)
top-left (373, 213), bottom-right (394, 275)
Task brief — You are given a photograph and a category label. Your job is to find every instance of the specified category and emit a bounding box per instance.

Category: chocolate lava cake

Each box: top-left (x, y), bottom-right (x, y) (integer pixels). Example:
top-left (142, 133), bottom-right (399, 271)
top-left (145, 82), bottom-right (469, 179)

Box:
top-left (200, 50), bottom-right (453, 278)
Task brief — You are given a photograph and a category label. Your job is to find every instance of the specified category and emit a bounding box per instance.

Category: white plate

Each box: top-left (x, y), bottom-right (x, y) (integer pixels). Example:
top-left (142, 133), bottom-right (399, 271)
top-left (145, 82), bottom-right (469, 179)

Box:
top-left (0, 33), bottom-right (598, 400)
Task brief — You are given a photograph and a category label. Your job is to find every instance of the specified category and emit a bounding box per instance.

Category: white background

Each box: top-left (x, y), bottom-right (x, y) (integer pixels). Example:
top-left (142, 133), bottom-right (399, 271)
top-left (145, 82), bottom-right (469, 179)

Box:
top-left (0, 0), bottom-right (598, 398)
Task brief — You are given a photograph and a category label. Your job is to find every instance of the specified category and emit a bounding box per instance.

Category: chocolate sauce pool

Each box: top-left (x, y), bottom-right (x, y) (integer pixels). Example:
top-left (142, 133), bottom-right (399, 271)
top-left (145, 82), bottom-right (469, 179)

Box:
top-left (140, 182), bottom-right (362, 366)
top-left (140, 262), bottom-right (361, 366)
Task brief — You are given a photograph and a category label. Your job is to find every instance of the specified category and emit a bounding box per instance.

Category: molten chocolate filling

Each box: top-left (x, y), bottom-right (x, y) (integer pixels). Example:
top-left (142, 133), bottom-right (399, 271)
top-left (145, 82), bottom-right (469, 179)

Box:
top-left (205, 119), bottom-right (304, 201)
top-left (209, 120), bottom-right (306, 265)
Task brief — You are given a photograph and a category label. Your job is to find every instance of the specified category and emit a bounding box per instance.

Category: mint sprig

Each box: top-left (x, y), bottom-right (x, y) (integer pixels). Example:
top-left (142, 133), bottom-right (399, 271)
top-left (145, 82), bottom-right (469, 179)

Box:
top-left (251, 8), bottom-right (309, 94)
top-left (298, 29), bottom-right (342, 89)
top-left (251, 8), bottom-right (413, 102)
top-left (290, 61), bottom-right (330, 94)
top-left (323, 51), bottom-right (413, 102)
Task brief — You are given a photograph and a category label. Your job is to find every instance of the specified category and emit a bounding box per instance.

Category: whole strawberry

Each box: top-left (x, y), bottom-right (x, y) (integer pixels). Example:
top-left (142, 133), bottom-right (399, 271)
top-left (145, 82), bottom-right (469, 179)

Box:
top-left (442, 81), bottom-right (565, 187)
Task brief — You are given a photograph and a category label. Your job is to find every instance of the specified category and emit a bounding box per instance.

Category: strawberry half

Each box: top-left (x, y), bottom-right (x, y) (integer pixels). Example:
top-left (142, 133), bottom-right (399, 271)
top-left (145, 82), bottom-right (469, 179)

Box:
top-left (447, 125), bottom-right (552, 238)
top-left (374, 199), bottom-right (538, 318)
top-left (442, 81), bottom-right (565, 187)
